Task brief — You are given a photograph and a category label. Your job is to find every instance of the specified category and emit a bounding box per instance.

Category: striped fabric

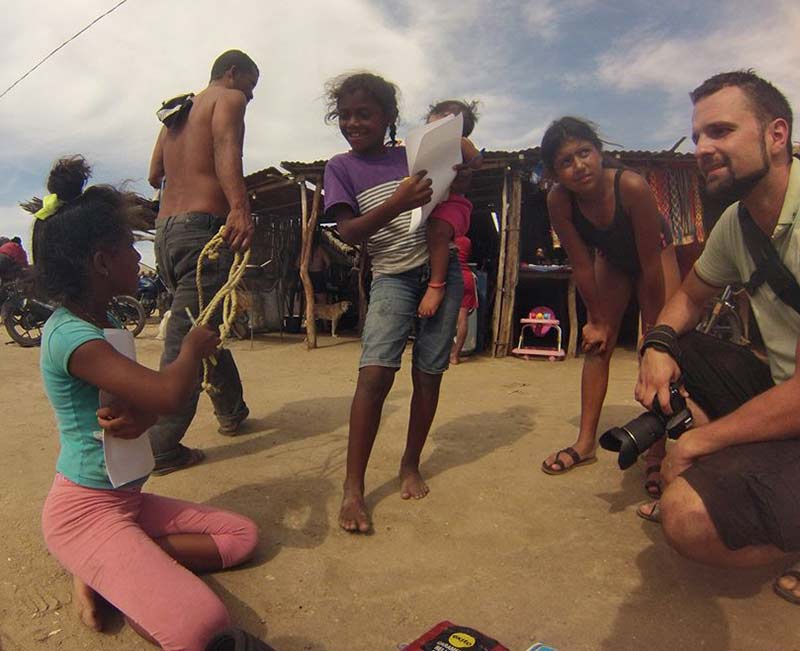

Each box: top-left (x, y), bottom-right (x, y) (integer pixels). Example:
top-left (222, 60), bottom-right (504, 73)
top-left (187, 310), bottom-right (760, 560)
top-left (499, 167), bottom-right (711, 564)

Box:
top-left (357, 180), bottom-right (428, 275)
top-left (646, 168), bottom-right (705, 245)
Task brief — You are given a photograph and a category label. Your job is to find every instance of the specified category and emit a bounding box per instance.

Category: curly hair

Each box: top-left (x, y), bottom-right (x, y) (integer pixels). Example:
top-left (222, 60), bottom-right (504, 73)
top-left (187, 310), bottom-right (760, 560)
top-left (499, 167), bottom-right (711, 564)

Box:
top-left (427, 99), bottom-right (480, 137)
top-left (324, 72), bottom-right (400, 145)
top-left (21, 156), bottom-right (148, 303)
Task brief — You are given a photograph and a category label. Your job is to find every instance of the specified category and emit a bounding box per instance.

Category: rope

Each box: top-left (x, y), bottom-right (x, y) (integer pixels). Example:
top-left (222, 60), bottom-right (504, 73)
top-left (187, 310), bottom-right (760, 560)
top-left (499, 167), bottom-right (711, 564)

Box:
top-left (194, 226), bottom-right (250, 394)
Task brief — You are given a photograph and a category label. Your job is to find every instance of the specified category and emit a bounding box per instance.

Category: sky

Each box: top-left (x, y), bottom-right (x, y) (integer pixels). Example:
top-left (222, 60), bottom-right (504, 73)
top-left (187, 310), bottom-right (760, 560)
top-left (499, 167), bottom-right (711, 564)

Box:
top-left (1, 0), bottom-right (798, 265)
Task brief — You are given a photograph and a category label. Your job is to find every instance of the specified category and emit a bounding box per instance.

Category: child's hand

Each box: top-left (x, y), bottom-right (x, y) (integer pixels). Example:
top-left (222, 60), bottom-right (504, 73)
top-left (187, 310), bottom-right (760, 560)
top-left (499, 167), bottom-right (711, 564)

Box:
top-left (391, 171), bottom-right (433, 213)
top-left (97, 401), bottom-right (157, 439)
top-left (183, 325), bottom-right (221, 359)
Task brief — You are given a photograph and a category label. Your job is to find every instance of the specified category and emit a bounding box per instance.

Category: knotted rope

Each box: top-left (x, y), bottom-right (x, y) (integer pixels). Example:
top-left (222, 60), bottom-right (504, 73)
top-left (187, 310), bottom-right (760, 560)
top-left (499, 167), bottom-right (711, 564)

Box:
top-left (194, 225), bottom-right (250, 394)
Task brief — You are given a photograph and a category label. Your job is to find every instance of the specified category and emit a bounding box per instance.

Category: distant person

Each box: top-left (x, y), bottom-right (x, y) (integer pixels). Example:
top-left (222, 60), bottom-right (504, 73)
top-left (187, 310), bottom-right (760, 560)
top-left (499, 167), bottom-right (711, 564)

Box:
top-left (539, 117), bottom-right (680, 498)
top-left (28, 156), bottom-right (262, 651)
top-left (146, 49), bottom-right (258, 475)
top-left (450, 235), bottom-right (478, 365)
top-left (417, 100), bottom-right (483, 317)
top-left (0, 235), bottom-right (29, 278)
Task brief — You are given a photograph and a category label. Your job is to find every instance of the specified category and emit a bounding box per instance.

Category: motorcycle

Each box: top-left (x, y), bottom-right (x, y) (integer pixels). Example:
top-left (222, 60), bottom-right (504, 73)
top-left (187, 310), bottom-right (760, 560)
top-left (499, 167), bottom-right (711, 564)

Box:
top-left (0, 280), bottom-right (54, 347)
top-left (137, 272), bottom-right (171, 318)
top-left (1, 279), bottom-right (147, 346)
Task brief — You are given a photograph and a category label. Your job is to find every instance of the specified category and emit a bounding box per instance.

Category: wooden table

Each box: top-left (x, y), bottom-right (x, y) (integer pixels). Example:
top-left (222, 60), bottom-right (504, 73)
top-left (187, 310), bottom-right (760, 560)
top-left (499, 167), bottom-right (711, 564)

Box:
top-left (517, 266), bottom-right (578, 357)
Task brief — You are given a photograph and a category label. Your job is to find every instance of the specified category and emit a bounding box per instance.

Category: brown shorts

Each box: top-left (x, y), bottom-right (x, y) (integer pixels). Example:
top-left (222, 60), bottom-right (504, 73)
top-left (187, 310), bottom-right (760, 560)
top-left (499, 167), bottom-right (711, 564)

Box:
top-left (677, 331), bottom-right (800, 550)
top-left (683, 439), bottom-right (800, 552)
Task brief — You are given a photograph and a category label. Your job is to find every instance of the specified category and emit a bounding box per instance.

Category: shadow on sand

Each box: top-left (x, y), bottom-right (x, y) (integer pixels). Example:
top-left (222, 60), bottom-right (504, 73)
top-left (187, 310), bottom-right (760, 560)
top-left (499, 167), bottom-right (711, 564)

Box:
top-left (364, 405), bottom-right (536, 514)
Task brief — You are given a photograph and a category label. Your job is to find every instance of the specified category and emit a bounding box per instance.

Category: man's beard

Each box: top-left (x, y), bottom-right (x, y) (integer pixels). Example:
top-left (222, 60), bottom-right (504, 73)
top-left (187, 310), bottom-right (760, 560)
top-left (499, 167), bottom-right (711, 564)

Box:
top-left (703, 139), bottom-right (770, 205)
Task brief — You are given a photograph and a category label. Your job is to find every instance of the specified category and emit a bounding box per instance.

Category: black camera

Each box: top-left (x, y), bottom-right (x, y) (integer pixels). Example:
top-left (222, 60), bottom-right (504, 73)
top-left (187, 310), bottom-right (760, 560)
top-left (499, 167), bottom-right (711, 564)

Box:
top-left (599, 384), bottom-right (693, 470)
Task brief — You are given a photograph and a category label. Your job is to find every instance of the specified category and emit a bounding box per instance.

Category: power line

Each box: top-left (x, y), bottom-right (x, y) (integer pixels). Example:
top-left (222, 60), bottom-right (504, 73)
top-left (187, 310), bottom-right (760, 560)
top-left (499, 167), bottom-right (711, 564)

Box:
top-left (0, 0), bottom-right (129, 102)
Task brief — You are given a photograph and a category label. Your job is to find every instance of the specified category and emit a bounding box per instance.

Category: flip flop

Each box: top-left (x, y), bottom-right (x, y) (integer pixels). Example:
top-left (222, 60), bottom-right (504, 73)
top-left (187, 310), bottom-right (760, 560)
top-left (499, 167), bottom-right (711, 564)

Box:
top-left (773, 561), bottom-right (800, 605)
top-left (206, 628), bottom-right (277, 650)
top-left (636, 500), bottom-right (661, 523)
top-left (541, 447), bottom-right (597, 475)
top-left (151, 446), bottom-right (205, 476)
top-left (644, 463), bottom-right (663, 498)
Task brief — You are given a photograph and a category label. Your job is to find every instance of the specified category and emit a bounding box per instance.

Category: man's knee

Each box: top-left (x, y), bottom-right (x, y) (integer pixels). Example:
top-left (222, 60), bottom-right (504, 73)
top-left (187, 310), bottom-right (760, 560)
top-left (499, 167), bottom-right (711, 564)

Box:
top-left (660, 478), bottom-right (717, 560)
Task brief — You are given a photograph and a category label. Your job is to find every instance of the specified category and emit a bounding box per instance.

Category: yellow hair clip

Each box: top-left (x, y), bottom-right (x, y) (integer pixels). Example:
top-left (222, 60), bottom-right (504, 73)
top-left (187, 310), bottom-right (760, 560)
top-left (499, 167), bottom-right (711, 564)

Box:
top-left (33, 193), bottom-right (63, 221)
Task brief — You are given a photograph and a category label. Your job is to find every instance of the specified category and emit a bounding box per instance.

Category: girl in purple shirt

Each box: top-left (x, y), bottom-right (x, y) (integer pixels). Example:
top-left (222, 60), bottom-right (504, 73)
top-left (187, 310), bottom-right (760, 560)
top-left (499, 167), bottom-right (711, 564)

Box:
top-left (323, 72), bottom-right (464, 533)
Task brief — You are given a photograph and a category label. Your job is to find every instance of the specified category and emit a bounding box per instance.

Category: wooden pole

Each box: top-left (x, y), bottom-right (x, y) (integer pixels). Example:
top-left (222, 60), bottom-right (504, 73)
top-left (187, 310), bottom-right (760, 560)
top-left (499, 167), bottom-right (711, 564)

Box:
top-left (297, 177), bottom-right (319, 349)
top-left (491, 170), bottom-right (510, 357)
top-left (497, 171), bottom-right (522, 357)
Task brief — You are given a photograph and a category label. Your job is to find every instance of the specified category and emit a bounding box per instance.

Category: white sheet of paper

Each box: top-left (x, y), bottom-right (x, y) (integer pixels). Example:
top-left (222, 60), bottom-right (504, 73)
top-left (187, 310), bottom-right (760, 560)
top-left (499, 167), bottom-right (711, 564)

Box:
top-left (100, 329), bottom-right (154, 487)
top-left (405, 112), bottom-right (464, 233)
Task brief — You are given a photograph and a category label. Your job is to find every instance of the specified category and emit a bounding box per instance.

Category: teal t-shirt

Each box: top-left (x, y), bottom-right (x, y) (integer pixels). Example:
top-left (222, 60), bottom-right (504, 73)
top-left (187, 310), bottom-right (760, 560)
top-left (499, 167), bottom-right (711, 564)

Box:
top-left (41, 307), bottom-right (141, 489)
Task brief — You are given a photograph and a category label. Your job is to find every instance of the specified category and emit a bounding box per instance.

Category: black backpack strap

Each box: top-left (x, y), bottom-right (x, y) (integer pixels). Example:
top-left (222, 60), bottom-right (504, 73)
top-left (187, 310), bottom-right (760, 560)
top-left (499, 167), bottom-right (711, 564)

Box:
top-left (739, 203), bottom-right (800, 314)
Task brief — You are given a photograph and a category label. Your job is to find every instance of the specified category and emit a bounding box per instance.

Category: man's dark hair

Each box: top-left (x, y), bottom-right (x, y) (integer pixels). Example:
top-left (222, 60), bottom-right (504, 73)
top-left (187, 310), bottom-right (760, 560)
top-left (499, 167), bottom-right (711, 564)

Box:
top-left (11, 236), bottom-right (21, 245)
top-left (427, 100), bottom-right (480, 137)
top-left (210, 50), bottom-right (259, 82)
top-left (691, 70), bottom-right (793, 159)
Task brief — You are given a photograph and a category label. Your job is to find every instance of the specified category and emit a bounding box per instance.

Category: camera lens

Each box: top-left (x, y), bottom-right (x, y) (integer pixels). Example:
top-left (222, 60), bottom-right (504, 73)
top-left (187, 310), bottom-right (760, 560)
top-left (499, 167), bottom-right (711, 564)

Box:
top-left (599, 412), bottom-right (666, 470)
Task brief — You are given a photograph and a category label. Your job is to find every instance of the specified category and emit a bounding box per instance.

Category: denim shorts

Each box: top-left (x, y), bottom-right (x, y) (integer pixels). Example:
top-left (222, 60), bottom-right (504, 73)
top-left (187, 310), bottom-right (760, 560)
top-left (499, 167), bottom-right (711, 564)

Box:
top-left (360, 252), bottom-right (463, 374)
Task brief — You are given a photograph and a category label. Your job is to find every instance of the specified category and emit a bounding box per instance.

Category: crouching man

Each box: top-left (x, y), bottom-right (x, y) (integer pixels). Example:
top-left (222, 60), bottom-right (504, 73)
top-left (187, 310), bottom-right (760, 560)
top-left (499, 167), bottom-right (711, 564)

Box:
top-left (637, 70), bottom-right (800, 604)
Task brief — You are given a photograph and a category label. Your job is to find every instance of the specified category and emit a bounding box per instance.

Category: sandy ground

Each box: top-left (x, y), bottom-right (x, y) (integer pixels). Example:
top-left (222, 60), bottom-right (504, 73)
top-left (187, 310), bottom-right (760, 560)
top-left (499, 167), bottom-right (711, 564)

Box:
top-left (0, 325), bottom-right (797, 651)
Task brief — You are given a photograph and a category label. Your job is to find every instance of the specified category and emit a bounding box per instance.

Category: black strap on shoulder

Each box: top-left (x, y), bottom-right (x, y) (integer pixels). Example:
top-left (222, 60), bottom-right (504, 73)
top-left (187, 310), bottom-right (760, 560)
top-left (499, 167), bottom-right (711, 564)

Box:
top-left (739, 203), bottom-right (800, 315)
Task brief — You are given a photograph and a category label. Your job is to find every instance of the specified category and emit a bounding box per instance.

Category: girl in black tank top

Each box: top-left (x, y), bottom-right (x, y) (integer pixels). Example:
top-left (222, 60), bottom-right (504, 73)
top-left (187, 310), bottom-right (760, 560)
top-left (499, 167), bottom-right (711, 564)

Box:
top-left (570, 168), bottom-right (672, 276)
top-left (537, 117), bottom-right (680, 497)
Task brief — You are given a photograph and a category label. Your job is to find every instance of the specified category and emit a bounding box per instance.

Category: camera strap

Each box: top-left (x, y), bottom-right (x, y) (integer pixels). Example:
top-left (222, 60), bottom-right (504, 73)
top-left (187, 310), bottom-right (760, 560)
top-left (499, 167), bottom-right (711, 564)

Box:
top-left (739, 203), bottom-right (800, 316)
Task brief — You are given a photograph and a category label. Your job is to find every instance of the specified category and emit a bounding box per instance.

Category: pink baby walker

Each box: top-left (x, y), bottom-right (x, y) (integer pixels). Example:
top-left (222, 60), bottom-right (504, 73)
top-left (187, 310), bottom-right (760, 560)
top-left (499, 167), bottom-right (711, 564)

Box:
top-left (511, 305), bottom-right (565, 361)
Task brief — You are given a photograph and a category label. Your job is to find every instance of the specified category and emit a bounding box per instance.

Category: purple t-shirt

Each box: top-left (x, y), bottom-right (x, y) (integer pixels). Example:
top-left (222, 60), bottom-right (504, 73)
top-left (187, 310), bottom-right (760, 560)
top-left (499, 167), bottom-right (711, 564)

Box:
top-left (324, 147), bottom-right (428, 275)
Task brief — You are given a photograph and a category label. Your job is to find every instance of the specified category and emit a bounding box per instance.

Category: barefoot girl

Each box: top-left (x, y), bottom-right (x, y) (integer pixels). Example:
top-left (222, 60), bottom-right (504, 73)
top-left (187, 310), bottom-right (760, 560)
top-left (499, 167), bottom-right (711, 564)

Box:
top-left (539, 118), bottom-right (680, 497)
top-left (323, 73), bottom-right (464, 533)
top-left (417, 100), bottom-right (482, 318)
top-left (31, 157), bottom-right (259, 651)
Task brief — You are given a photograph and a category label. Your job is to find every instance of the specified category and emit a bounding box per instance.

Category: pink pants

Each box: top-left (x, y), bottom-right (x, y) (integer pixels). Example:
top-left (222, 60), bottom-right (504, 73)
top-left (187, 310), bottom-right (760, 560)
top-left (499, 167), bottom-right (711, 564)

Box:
top-left (42, 474), bottom-right (258, 651)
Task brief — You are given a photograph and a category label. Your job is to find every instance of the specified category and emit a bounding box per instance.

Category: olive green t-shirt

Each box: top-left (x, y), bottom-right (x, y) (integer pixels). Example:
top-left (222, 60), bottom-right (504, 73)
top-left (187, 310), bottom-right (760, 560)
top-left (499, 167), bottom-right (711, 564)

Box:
top-left (694, 158), bottom-right (800, 384)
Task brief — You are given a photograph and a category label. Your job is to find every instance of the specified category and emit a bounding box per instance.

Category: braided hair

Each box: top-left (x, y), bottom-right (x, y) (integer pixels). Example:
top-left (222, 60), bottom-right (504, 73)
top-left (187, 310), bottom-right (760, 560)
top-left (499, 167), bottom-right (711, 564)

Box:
top-left (324, 72), bottom-right (400, 145)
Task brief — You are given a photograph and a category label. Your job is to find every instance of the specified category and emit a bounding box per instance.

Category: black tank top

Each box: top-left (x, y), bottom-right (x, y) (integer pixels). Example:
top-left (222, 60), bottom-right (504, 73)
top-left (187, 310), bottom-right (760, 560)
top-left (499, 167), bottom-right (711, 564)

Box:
top-left (570, 169), bottom-right (641, 276)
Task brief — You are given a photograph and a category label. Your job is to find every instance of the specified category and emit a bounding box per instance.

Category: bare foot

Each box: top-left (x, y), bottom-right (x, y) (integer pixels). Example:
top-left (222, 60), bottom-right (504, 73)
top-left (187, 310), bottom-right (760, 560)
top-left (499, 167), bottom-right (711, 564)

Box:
top-left (73, 575), bottom-right (103, 632)
top-left (418, 286), bottom-right (445, 318)
top-left (339, 485), bottom-right (371, 533)
top-left (400, 464), bottom-right (430, 500)
top-left (776, 573), bottom-right (800, 602)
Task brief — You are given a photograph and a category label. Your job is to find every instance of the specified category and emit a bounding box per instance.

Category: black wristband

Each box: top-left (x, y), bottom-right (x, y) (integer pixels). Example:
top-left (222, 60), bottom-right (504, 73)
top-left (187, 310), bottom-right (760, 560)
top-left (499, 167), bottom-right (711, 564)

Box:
top-left (640, 325), bottom-right (681, 364)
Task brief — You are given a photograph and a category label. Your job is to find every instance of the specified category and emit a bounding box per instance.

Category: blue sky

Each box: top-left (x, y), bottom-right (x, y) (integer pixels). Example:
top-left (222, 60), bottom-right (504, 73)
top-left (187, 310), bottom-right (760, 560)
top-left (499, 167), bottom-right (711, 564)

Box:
top-left (1, 0), bottom-right (798, 266)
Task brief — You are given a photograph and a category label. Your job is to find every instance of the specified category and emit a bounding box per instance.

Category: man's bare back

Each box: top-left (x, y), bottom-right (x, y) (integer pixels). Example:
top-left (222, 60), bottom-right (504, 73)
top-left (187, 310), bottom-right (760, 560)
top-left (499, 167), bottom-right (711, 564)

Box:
top-left (149, 63), bottom-right (257, 251)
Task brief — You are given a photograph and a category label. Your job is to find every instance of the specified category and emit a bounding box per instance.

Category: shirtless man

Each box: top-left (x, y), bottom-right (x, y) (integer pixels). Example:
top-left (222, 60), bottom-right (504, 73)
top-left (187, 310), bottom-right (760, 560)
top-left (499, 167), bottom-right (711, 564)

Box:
top-left (146, 49), bottom-right (258, 474)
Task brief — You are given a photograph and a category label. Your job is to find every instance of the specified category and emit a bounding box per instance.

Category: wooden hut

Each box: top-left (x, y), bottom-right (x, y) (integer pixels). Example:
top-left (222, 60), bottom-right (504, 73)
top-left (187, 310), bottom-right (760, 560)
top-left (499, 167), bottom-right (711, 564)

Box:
top-left (254, 148), bottom-right (707, 356)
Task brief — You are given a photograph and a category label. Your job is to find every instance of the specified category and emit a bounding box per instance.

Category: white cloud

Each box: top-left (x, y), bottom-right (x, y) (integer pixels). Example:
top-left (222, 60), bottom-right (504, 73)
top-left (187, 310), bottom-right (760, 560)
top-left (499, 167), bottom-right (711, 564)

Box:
top-left (594, 1), bottom-right (800, 142)
top-left (521, 0), bottom-right (594, 41)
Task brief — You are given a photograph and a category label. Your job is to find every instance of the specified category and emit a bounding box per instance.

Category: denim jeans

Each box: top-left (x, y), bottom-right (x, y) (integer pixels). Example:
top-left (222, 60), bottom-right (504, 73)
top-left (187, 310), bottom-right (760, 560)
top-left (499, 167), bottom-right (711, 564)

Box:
top-left (360, 251), bottom-right (463, 374)
top-left (148, 213), bottom-right (248, 464)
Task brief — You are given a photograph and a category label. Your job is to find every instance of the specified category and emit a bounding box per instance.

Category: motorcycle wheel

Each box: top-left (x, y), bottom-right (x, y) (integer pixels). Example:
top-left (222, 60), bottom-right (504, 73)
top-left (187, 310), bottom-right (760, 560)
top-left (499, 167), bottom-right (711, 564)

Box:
top-left (110, 295), bottom-right (147, 337)
top-left (2, 297), bottom-right (44, 347)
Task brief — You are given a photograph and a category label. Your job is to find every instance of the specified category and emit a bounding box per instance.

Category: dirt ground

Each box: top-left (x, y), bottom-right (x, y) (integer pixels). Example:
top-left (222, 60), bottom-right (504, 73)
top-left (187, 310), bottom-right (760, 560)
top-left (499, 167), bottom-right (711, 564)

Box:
top-left (0, 325), bottom-right (797, 651)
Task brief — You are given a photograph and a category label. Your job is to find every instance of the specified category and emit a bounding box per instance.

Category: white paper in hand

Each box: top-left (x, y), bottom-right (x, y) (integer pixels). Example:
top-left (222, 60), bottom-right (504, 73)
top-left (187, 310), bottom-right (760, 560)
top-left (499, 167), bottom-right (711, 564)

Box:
top-left (100, 329), bottom-right (154, 487)
top-left (405, 113), bottom-right (463, 233)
